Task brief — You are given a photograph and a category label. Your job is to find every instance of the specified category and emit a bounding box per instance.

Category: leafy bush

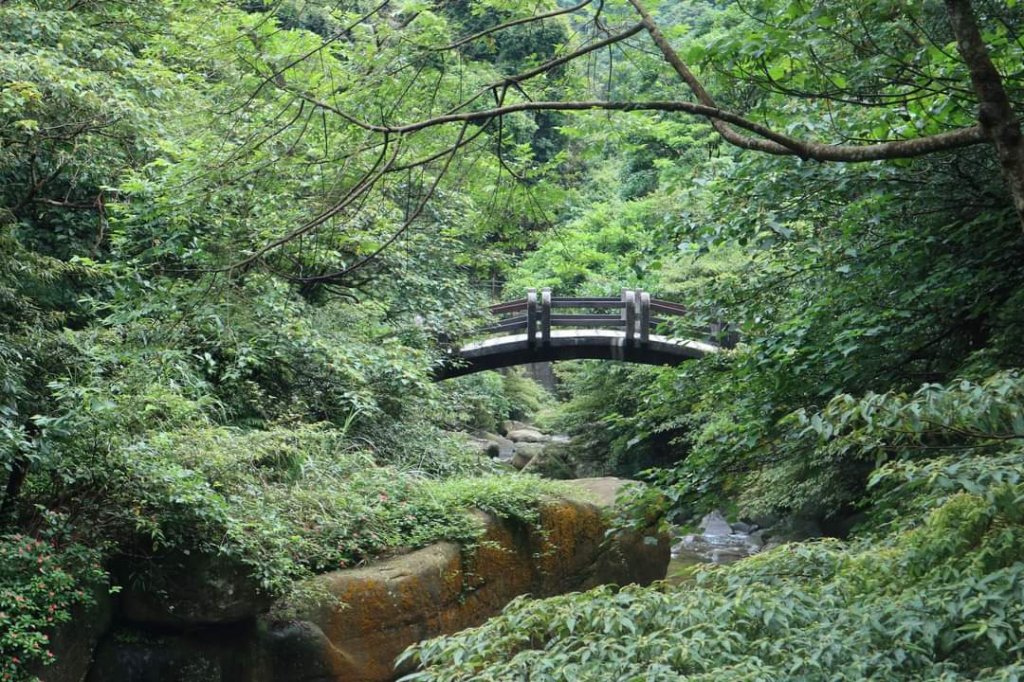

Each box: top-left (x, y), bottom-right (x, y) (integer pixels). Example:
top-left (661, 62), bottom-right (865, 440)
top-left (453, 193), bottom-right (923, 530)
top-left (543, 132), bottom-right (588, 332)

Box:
top-left (63, 424), bottom-right (574, 595)
top-left (0, 531), bottom-right (105, 682)
top-left (400, 368), bottom-right (1024, 679)
top-left (440, 369), bottom-right (552, 434)
top-left (401, 462), bottom-right (1024, 681)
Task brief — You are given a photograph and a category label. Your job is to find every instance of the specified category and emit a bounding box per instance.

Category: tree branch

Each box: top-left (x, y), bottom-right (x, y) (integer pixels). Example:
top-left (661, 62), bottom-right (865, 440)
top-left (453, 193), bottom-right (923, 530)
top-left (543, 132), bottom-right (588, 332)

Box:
top-left (297, 121), bottom-right (471, 284)
top-left (228, 132), bottom-right (401, 272)
top-left (431, 0), bottom-right (593, 51)
top-left (227, 0), bottom-right (390, 116)
top-left (626, 0), bottom-right (796, 156)
top-left (302, 96), bottom-right (987, 161)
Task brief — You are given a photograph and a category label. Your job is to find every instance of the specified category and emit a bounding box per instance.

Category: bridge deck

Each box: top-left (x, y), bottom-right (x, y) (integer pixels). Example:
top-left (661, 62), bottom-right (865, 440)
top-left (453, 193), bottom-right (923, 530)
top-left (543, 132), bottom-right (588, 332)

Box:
top-left (435, 329), bottom-right (719, 380)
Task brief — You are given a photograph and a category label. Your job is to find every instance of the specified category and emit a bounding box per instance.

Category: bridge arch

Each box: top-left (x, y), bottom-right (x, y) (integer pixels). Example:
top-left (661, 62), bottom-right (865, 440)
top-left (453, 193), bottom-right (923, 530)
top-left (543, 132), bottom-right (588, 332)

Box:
top-left (433, 289), bottom-right (735, 380)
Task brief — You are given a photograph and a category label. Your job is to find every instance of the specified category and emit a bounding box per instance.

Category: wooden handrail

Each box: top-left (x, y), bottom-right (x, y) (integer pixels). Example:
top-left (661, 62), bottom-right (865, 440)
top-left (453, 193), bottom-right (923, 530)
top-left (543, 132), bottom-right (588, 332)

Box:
top-left (550, 297), bottom-right (624, 308)
top-left (651, 300), bottom-right (687, 315)
top-left (489, 298), bottom-right (528, 314)
top-left (473, 288), bottom-right (738, 349)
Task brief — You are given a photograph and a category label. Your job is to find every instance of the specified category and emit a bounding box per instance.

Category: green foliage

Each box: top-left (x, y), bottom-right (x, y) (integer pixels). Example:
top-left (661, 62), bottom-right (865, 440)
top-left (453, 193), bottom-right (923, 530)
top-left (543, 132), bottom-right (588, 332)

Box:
top-left (41, 421), bottom-right (567, 596)
top-left (723, 370), bottom-right (1024, 519)
top-left (401, 464), bottom-right (1024, 680)
top-left (3, 0), bottom-right (1024, 678)
top-left (504, 198), bottom-right (670, 294)
top-left (539, 362), bottom-right (676, 478)
top-left (441, 369), bottom-right (552, 433)
top-left (0, 531), bottom-right (105, 682)
top-left (423, 475), bottom-right (575, 525)
top-left (0, 3), bottom-right (581, 673)
top-left (425, 364), bottom-right (1024, 679)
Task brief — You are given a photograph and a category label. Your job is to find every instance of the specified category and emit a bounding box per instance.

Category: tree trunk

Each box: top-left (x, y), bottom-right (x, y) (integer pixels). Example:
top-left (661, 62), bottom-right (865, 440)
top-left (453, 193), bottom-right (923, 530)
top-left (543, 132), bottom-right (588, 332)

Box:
top-left (946, 0), bottom-right (1024, 230)
top-left (0, 458), bottom-right (29, 525)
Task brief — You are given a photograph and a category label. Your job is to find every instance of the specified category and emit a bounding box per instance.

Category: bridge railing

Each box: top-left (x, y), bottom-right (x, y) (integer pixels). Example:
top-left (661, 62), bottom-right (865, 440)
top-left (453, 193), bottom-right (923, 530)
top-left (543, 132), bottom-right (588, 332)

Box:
top-left (479, 288), bottom-right (737, 347)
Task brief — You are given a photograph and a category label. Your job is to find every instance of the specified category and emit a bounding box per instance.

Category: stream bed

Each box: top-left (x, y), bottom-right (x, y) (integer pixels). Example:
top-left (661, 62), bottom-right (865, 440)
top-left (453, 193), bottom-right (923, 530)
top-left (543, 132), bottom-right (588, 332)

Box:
top-left (666, 510), bottom-right (764, 584)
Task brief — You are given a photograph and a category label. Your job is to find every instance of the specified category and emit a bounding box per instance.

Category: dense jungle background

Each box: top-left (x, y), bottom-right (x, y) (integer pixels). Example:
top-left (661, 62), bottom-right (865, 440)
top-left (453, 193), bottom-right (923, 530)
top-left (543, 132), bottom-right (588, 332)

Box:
top-left (3, 0), bottom-right (1024, 679)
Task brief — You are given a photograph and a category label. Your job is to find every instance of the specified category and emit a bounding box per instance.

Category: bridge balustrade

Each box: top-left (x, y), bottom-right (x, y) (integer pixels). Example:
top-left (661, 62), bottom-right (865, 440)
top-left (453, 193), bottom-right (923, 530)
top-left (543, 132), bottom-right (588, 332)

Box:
top-left (479, 288), bottom-right (733, 348)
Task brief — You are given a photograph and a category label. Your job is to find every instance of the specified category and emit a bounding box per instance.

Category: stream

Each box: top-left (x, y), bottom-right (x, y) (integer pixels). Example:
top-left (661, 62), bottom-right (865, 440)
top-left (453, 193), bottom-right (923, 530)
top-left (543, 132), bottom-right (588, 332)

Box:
top-left (666, 510), bottom-right (764, 584)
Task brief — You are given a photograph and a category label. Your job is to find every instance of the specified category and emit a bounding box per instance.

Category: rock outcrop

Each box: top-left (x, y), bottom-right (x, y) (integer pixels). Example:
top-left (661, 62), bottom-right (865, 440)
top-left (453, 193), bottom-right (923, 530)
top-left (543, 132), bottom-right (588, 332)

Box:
top-left (510, 441), bottom-right (544, 469)
top-left (266, 477), bottom-right (669, 682)
top-left (116, 551), bottom-right (271, 627)
top-left (87, 478), bottom-right (669, 682)
top-left (475, 431), bottom-right (514, 461)
top-left (463, 434), bottom-right (501, 458)
top-left (505, 427), bottom-right (549, 443)
top-left (521, 441), bottom-right (575, 479)
top-left (504, 423), bottom-right (575, 474)
top-left (87, 623), bottom-right (266, 682)
top-left (27, 580), bottom-right (113, 682)
top-left (500, 419), bottom-right (530, 435)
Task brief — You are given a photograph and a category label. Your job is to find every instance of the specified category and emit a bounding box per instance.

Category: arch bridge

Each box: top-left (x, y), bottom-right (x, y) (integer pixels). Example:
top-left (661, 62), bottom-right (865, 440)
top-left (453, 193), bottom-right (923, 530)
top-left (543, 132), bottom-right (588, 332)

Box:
top-left (433, 288), bottom-right (736, 380)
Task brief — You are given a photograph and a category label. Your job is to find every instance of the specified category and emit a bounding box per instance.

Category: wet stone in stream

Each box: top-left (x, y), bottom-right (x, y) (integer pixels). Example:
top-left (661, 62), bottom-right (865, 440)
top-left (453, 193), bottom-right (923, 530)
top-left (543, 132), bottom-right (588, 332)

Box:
top-left (670, 510), bottom-right (763, 566)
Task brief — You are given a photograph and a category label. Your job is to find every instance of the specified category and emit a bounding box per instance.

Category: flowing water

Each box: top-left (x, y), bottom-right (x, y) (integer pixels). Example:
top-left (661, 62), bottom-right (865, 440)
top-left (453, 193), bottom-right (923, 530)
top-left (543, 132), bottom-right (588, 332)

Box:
top-left (666, 510), bottom-right (763, 585)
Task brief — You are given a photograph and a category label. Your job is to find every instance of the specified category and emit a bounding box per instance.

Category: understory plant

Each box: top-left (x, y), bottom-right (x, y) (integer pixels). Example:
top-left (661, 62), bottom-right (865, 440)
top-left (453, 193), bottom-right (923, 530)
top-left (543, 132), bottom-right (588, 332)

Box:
top-left (399, 369), bottom-right (1024, 680)
top-left (0, 530), bottom-right (106, 682)
top-left (400, 452), bottom-right (1024, 681)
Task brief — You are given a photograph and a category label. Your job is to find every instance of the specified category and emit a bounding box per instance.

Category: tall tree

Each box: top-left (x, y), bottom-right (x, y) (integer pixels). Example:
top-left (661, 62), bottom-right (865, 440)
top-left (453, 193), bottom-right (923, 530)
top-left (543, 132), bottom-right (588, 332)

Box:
top-left (261, 0), bottom-right (1024, 245)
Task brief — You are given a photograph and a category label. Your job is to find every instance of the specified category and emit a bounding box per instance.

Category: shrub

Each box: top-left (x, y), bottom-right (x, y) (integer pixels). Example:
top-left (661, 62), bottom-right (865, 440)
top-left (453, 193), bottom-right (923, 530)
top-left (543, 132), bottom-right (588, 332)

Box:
top-left (0, 530), bottom-right (105, 682)
top-left (400, 468), bottom-right (1024, 681)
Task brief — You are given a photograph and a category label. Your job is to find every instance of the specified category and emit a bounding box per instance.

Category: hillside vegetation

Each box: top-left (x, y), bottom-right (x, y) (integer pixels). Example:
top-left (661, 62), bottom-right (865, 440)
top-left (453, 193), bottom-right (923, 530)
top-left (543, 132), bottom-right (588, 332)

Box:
top-left (3, 0), bottom-right (1024, 680)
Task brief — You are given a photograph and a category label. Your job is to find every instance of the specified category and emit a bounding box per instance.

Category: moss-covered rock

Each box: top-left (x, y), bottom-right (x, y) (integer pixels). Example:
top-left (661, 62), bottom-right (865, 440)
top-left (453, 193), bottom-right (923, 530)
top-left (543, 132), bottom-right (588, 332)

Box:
top-left (267, 477), bottom-right (669, 682)
top-left (506, 428), bottom-right (549, 443)
top-left (511, 442), bottom-right (544, 469)
top-left (80, 478), bottom-right (667, 681)
top-left (86, 622), bottom-right (267, 682)
top-left (522, 441), bottom-right (576, 479)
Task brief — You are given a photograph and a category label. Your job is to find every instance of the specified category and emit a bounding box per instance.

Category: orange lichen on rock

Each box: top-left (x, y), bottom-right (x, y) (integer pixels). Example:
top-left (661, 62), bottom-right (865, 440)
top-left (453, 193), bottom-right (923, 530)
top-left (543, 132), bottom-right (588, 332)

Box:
top-left (531, 501), bottom-right (604, 589)
top-left (269, 477), bottom-right (670, 682)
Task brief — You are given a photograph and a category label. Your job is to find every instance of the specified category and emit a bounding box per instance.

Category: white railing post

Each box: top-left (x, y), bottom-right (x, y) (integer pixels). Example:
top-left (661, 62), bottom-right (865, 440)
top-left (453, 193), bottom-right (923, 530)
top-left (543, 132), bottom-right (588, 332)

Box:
top-left (639, 290), bottom-right (650, 344)
top-left (541, 287), bottom-right (551, 345)
top-left (526, 288), bottom-right (538, 345)
top-left (622, 289), bottom-right (636, 345)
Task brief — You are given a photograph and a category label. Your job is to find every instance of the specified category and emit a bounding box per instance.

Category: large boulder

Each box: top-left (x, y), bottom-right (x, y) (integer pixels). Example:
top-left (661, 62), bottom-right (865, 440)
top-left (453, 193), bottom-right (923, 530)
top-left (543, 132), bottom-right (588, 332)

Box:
top-left (475, 431), bottom-right (514, 461)
top-left (87, 623), bottom-right (267, 682)
top-left (505, 428), bottom-right (549, 443)
top-left (564, 478), bottom-right (672, 587)
top-left (463, 435), bottom-right (501, 458)
top-left (698, 510), bottom-right (734, 537)
top-left (510, 442), bottom-right (544, 469)
top-left (116, 551), bottom-right (271, 627)
top-left (27, 580), bottom-right (113, 682)
top-left (81, 479), bottom-right (669, 682)
top-left (522, 441), bottom-right (576, 479)
top-left (268, 542), bottom-right (466, 682)
top-left (499, 420), bottom-right (530, 436)
top-left (267, 477), bottom-right (670, 682)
